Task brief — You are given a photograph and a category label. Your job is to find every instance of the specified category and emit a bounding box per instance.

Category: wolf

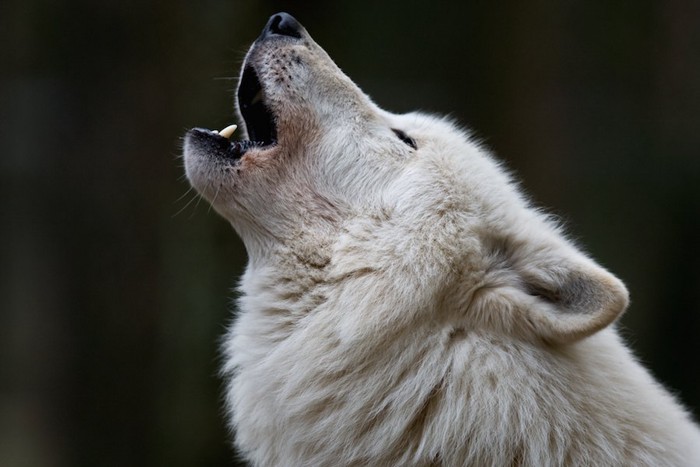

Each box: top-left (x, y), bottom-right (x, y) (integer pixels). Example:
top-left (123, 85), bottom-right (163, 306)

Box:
top-left (183, 12), bottom-right (700, 466)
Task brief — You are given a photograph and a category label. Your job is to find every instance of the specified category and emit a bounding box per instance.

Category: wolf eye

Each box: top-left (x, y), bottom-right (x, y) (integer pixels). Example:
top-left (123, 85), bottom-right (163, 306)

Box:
top-left (392, 128), bottom-right (417, 150)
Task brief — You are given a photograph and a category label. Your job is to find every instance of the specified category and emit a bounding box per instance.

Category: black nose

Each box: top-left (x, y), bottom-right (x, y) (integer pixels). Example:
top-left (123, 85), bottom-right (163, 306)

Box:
top-left (260, 12), bottom-right (303, 39)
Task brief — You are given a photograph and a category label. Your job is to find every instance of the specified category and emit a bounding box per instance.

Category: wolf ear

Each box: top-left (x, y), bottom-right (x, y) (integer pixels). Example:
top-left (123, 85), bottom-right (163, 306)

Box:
top-left (519, 256), bottom-right (629, 343)
top-left (482, 233), bottom-right (629, 344)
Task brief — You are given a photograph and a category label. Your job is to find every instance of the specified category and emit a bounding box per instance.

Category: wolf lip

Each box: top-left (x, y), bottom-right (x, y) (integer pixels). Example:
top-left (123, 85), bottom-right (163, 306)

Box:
top-left (238, 65), bottom-right (277, 147)
top-left (187, 128), bottom-right (265, 161)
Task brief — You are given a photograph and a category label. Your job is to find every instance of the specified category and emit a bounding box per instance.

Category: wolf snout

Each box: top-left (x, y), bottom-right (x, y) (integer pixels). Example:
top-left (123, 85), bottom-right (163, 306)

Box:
top-left (260, 12), bottom-right (303, 40)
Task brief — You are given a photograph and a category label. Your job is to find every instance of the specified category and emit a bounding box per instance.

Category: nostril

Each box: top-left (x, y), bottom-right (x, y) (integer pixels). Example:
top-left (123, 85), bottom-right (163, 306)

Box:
top-left (264, 12), bottom-right (302, 39)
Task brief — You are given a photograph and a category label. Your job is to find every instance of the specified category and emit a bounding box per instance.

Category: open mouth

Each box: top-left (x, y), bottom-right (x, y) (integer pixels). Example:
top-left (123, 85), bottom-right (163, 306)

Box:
top-left (185, 64), bottom-right (278, 162)
top-left (237, 65), bottom-right (277, 149)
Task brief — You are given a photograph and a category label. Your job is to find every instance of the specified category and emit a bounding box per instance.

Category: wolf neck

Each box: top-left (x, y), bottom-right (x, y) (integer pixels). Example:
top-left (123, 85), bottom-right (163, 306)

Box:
top-left (228, 262), bottom-right (700, 465)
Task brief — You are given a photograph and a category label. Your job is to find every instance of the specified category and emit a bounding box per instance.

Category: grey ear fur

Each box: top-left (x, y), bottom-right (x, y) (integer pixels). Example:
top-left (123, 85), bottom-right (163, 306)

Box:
top-left (519, 259), bottom-right (629, 343)
top-left (479, 232), bottom-right (629, 344)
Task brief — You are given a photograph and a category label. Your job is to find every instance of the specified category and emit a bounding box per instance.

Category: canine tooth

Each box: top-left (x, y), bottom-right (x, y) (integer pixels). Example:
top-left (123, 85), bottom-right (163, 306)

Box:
top-left (219, 124), bottom-right (238, 139)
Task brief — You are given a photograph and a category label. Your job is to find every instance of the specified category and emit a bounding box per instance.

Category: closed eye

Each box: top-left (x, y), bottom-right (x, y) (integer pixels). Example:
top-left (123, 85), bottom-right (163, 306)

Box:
top-left (392, 128), bottom-right (417, 150)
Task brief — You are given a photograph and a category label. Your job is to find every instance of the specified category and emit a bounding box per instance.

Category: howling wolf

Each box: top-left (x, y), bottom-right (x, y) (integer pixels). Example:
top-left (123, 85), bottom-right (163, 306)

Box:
top-left (183, 12), bottom-right (700, 466)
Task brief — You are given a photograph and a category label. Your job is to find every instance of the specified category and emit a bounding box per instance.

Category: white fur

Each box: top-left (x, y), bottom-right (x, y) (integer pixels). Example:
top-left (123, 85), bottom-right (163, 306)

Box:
top-left (184, 17), bottom-right (700, 466)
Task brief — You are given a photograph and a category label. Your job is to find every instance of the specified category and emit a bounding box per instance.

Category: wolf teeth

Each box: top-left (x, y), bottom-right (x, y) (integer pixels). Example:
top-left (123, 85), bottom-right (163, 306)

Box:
top-left (218, 124), bottom-right (238, 139)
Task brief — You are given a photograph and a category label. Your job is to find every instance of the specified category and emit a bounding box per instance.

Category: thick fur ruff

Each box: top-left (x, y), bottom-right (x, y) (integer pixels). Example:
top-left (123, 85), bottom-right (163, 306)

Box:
top-left (184, 12), bottom-right (700, 466)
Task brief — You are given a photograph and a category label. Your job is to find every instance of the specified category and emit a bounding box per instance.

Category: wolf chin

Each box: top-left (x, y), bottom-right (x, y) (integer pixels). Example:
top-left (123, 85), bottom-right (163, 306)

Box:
top-left (183, 12), bottom-right (700, 466)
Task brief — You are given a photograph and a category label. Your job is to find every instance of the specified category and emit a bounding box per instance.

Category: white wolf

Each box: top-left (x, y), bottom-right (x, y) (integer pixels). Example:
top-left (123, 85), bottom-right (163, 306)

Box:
top-left (183, 12), bottom-right (700, 467)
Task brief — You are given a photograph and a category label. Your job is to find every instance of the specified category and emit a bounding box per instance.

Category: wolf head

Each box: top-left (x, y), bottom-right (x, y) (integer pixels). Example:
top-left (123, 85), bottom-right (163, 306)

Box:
top-left (183, 12), bottom-right (628, 345)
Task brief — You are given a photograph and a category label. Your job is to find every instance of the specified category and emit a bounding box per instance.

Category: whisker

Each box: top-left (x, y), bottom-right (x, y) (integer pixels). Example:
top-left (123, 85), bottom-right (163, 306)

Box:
top-left (189, 192), bottom-right (206, 219)
top-left (172, 191), bottom-right (201, 219)
top-left (173, 185), bottom-right (195, 204)
top-left (208, 183), bottom-right (223, 214)
top-left (172, 195), bottom-right (194, 219)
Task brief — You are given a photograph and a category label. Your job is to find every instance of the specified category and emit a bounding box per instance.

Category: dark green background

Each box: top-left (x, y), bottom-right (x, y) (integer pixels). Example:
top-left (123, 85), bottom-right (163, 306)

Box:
top-left (2, 1), bottom-right (699, 465)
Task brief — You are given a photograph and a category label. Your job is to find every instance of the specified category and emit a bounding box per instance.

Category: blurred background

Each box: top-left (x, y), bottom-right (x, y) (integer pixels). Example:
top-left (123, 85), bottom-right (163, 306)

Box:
top-left (2, 0), bottom-right (699, 465)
